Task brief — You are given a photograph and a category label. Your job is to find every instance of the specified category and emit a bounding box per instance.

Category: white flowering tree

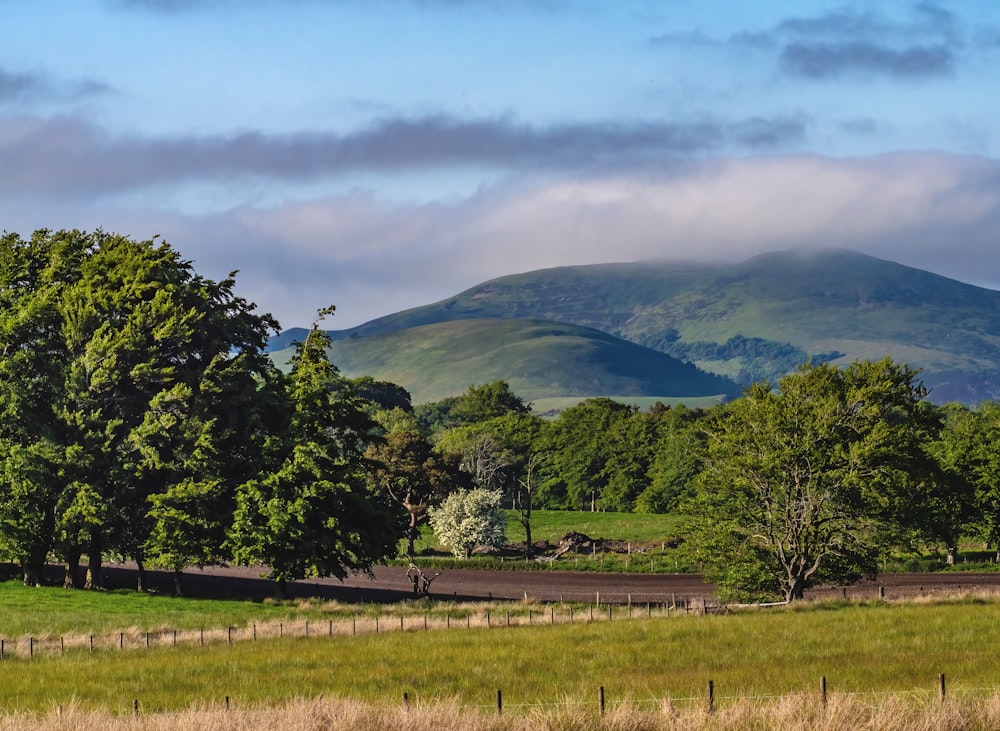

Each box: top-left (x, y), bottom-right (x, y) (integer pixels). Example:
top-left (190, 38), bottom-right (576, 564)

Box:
top-left (428, 488), bottom-right (507, 559)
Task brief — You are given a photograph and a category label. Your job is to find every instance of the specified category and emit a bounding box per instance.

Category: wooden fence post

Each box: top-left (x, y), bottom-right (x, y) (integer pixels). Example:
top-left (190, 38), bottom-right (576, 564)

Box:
top-left (939, 673), bottom-right (946, 702)
top-left (403, 692), bottom-right (409, 712)
top-left (708, 680), bottom-right (714, 714)
top-left (133, 700), bottom-right (139, 717)
top-left (599, 686), bottom-right (605, 717)
top-left (821, 676), bottom-right (827, 709)
top-left (496, 689), bottom-right (503, 716)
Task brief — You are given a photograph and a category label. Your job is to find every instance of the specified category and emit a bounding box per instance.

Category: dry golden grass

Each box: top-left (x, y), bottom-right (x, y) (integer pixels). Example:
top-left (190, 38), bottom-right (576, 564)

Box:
top-left (5, 693), bottom-right (1000, 731)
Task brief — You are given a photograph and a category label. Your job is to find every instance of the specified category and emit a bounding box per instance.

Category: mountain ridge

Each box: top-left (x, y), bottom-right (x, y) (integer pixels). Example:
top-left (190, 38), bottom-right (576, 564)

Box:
top-left (271, 248), bottom-right (1000, 404)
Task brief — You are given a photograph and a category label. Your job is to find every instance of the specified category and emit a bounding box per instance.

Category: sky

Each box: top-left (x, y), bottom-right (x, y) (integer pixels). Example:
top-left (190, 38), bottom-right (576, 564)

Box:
top-left (2, 0), bottom-right (1000, 330)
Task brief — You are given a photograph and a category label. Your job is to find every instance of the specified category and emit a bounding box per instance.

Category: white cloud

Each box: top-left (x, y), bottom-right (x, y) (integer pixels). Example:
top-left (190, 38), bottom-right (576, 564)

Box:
top-left (3, 152), bottom-right (999, 329)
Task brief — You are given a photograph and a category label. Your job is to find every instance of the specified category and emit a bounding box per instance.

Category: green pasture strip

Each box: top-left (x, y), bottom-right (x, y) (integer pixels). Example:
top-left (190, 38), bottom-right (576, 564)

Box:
top-left (505, 509), bottom-right (685, 544)
top-left (0, 581), bottom-right (337, 637)
top-left (1, 598), bottom-right (999, 713)
top-left (409, 510), bottom-right (686, 556)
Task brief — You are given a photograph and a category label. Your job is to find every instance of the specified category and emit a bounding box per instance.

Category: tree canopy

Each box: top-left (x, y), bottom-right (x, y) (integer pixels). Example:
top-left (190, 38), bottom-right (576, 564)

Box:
top-left (687, 358), bottom-right (945, 602)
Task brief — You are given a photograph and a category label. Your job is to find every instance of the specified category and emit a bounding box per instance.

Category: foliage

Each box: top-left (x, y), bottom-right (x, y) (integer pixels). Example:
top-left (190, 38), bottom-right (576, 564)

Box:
top-left (536, 398), bottom-right (633, 510)
top-left (688, 358), bottom-right (944, 602)
top-left (450, 380), bottom-right (530, 424)
top-left (231, 313), bottom-right (403, 596)
top-left (365, 428), bottom-right (469, 556)
top-left (0, 230), bottom-right (278, 588)
top-left (933, 401), bottom-right (1000, 557)
top-left (428, 488), bottom-right (507, 558)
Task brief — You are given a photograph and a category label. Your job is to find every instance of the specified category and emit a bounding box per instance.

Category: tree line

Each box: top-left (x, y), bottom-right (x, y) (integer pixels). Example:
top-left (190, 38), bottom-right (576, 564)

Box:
top-left (0, 230), bottom-right (994, 602)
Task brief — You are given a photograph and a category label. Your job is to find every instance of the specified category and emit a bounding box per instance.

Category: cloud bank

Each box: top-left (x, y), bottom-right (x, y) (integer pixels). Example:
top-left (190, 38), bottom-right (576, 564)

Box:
top-left (15, 151), bottom-right (990, 329)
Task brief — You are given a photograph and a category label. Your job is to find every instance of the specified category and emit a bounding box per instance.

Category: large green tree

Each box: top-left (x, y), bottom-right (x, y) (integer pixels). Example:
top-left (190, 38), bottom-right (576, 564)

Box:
top-left (689, 359), bottom-right (943, 602)
top-left (537, 398), bottom-right (632, 511)
top-left (231, 312), bottom-right (403, 598)
top-left (0, 230), bottom-right (278, 587)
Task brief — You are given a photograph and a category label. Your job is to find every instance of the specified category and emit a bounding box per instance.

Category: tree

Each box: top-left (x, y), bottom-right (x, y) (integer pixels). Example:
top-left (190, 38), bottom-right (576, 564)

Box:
top-left (689, 359), bottom-right (942, 602)
top-left (451, 380), bottom-right (530, 425)
top-left (231, 310), bottom-right (403, 598)
top-left (428, 488), bottom-right (507, 559)
top-left (366, 429), bottom-right (468, 556)
top-left (0, 230), bottom-right (278, 588)
top-left (635, 405), bottom-right (710, 514)
top-left (934, 402), bottom-right (1000, 560)
top-left (537, 398), bottom-right (632, 510)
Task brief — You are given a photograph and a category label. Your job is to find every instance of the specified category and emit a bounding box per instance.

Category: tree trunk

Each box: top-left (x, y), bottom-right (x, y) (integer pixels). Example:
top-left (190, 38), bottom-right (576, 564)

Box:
top-left (174, 569), bottom-right (185, 597)
top-left (21, 560), bottom-right (43, 587)
top-left (63, 549), bottom-right (82, 589)
top-left (135, 556), bottom-right (147, 592)
top-left (275, 576), bottom-right (288, 600)
top-left (521, 492), bottom-right (533, 557)
top-left (406, 511), bottom-right (419, 557)
top-left (785, 575), bottom-right (806, 602)
top-left (84, 533), bottom-right (103, 590)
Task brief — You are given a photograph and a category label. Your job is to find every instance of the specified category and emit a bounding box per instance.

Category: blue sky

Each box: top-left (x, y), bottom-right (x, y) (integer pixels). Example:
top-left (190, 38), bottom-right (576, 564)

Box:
top-left (2, 0), bottom-right (1000, 329)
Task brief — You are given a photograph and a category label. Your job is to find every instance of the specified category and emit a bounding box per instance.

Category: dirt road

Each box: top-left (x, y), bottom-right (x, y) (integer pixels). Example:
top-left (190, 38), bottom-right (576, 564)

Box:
top-left (91, 563), bottom-right (1000, 605)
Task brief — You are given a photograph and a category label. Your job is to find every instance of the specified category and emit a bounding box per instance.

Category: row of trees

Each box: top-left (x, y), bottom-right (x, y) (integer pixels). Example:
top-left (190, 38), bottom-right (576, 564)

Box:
top-left (0, 231), bottom-right (404, 596)
top-left (376, 362), bottom-right (1000, 603)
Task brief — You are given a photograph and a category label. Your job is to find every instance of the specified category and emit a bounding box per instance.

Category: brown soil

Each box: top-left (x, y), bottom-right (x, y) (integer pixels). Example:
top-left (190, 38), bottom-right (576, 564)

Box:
top-left (81, 563), bottom-right (1000, 605)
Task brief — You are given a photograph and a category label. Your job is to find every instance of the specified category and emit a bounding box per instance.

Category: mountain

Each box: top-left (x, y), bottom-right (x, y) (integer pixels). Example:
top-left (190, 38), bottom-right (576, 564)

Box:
top-left (318, 249), bottom-right (1000, 404)
top-left (268, 318), bottom-right (742, 405)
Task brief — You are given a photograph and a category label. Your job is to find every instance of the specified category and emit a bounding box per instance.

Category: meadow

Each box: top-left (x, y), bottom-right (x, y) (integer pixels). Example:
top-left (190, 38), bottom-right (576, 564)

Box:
top-left (1, 584), bottom-right (999, 719)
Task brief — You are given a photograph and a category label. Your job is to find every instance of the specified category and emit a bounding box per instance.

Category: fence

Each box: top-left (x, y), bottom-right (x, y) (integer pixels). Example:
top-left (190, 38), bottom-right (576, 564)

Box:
top-left (0, 596), bottom-right (727, 660)
top-left (83, 674), bottom-right (969, 721)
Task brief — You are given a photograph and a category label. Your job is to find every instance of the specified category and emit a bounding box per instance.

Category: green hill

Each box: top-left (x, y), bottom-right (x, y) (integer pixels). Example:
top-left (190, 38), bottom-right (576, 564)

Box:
top-left (269, 318), bottom-right (741, 405)
top-left (321, 249), bottom-right (1000, 404)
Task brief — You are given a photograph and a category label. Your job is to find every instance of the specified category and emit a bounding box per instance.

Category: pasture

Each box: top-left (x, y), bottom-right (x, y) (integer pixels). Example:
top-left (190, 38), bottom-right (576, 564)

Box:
top-left (0, 582), bottom-right (999, 721)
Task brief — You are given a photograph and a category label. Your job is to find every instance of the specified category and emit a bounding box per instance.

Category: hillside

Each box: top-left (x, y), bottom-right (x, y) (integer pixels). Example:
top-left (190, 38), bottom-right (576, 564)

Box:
top-left (321, 249), bottom-right (1000, 404)
top-left (268, 318), bottom-right (742, 404)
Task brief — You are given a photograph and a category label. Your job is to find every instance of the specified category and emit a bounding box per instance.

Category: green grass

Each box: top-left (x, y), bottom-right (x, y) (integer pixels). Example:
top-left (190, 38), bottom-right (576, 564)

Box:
top-left (0, 581), bottom-right (333, 637)
top-left (1, 597), bottom-right (999, 713)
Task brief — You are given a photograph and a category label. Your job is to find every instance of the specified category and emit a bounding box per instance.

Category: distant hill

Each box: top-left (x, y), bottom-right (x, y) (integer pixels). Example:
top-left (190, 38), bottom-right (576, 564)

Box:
top-left (316, 249), bottom-right (1000, 404)
top-left (268, 318), bottom-right (742, 405)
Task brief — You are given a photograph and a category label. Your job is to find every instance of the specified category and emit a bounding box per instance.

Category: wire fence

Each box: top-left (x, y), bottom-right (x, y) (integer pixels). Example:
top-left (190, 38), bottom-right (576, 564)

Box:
top-left (0, 596), bottom-right (733, 660)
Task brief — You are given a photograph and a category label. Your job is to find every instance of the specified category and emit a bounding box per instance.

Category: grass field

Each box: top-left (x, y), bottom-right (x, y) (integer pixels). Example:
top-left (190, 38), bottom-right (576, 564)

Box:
top-left (0, 588), bottom-right (998, 716)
